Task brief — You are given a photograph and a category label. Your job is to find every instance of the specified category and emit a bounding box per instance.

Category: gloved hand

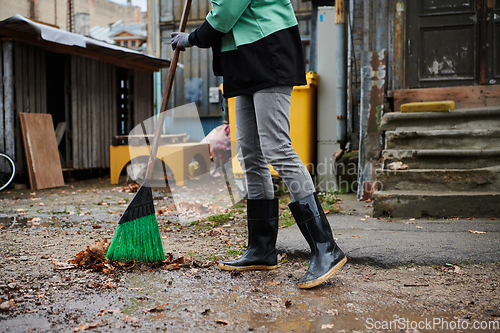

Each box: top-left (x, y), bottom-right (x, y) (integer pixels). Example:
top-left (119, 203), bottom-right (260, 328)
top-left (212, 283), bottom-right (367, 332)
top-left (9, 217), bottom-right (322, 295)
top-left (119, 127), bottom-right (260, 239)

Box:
top-left (171, 32), bottom-right (192, 51)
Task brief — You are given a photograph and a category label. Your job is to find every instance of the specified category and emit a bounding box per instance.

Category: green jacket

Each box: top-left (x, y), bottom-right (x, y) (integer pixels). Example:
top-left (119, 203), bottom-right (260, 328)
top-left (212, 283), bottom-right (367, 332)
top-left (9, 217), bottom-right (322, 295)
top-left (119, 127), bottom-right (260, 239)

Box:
top-left (206, 0), bottom-right (298, 52)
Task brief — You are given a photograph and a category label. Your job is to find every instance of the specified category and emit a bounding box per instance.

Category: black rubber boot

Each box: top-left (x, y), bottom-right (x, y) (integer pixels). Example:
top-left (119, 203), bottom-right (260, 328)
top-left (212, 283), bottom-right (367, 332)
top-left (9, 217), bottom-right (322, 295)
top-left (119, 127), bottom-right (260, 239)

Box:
top-left (218, 198), bottom-right (279, 271)
top-left (288, 193), bottom-right (347, 289)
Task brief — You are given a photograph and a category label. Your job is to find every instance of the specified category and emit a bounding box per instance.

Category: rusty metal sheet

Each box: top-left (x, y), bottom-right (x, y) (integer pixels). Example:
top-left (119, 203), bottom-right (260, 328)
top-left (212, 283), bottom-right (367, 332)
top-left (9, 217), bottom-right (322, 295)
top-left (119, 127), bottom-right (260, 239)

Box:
top-left (357, 49), bottom-right (386, 200)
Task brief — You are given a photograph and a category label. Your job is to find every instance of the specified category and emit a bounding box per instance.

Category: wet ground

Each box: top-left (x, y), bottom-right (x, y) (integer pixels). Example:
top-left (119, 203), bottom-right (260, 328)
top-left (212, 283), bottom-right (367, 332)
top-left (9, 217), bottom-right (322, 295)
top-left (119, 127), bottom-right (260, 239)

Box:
top-left (0, 178), bottom-right (499, 332)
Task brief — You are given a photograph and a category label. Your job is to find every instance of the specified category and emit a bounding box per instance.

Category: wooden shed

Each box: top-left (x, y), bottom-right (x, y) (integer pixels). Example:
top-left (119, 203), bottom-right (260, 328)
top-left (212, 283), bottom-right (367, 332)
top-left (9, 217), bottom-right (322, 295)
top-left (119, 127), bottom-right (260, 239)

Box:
top-left (0, 15), bottom-right (170, 174)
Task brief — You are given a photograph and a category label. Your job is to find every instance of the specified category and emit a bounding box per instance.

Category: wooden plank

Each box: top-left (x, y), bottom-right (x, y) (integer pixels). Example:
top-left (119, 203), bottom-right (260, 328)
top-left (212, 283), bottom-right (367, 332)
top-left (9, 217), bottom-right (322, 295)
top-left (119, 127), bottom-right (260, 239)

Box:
top-left (102, 63), bottom-right (108, 167)
top-left (94, 60), bottom-right (101, 167)
top-left (35, 47), bottom-right (42, 114)
top-left (111, 65), bottom-right (117, 148)
top-left (81, 58), bottom-right (88, 168)
top-left (99, 62), bottom-right (105, 167)
top-left (19, 113), bottom-right (65, 189)
top-left (28, 45), bottom-right (35, 113)
top-left (91, 60), bottom-right (97, 168)
top-left (22, 44), bottom-right (29, 115)
top-left (3, 41), bottom-right (15, 158)
top-left (14, 42), bottom-right (24, 115)
top-left (393, 85), bottom-right (500, 112)
top-left (70, 55), bottom-right (79, 169)
top-left (64, 58), bottom-right (71, 167)
top-left (14, 42), bottom-right (26, 172)
top-left (110, 64), bottom-right (116, 166)
top-left (40, 48), bottom-right (47, 114)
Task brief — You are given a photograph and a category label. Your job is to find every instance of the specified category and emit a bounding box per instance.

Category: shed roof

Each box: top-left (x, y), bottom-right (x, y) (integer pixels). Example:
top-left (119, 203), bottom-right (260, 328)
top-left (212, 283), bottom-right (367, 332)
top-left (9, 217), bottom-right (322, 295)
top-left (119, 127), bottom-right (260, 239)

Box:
top-left (0, 15), bottom-right (170, 72)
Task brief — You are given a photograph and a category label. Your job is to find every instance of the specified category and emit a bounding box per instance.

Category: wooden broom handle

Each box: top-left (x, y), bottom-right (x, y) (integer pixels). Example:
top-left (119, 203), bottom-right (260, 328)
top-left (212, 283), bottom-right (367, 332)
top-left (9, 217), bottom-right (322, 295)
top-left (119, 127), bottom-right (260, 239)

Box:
top-left (145, 0), bottom-right (192, 181)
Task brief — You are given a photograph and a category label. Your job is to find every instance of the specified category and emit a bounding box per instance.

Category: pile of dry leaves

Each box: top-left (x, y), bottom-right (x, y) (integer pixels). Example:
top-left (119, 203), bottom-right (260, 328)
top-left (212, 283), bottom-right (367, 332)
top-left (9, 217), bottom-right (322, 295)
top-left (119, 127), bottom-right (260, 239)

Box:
top-left (52, 239), bottom-right (192, 273)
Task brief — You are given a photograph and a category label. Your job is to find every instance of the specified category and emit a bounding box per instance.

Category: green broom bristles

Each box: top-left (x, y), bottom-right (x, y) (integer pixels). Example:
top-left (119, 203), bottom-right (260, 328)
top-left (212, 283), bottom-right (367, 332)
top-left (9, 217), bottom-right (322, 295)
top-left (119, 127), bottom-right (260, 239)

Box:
top-left (106, 183), bottom-right (165, 262)
top-left (106, 213), bottom-right (165, 262)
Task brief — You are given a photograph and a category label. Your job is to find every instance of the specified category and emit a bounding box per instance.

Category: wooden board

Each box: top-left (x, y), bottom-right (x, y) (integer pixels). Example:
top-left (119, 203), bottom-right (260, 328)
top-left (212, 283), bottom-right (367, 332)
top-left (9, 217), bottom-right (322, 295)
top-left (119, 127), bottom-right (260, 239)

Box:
top-left (19, 113), bottom-right (65, 190)
top-left (394, 85), bottom-right (500, 112)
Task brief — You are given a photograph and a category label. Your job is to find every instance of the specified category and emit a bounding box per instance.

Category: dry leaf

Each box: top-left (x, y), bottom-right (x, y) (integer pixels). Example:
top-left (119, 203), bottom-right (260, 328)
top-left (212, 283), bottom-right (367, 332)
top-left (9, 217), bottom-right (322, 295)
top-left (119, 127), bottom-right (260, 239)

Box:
top-left (73, 322), bottom-right (99, 332)
top-left (0, 299), bottom-right (15, 312)
top-left (97, 308), bottom-right (122, 316)
top-left (162, 253), bottom-right (185, 270)
top-left (52, 261), bottom-right (77, 270)
top-left (215, 320), bottom-right (233, 325)
top-left (322, 324), bottom-right (334, 329)
top-left (208, 228), bottom-right (228, 236)
top-left (142, 303), bottom-right (168, 313)
top-left (69, 239), bottom-right (110, 272)
top-left (277, 253), bottom-right (288, 262)
top-left (388, 161), bottom-right (409, 170)
top-left (267, 280), bottom-right (281, 286)
top-left (122, 315), bottom-right (139, 323)
top-left (415, 226), bottom-right (423, 229)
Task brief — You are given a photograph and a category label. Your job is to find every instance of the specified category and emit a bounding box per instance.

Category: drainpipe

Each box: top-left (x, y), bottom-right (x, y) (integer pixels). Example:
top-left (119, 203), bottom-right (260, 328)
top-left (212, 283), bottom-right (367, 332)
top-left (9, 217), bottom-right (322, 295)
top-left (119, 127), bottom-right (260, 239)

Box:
top-left (335, 0), bottom-right (347, 143)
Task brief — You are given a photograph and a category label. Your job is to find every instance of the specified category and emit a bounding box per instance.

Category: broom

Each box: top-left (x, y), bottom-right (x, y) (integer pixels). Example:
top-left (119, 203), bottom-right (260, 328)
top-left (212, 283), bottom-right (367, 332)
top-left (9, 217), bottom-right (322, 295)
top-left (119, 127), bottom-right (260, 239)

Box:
top-left (106, 0), bottom-right (192, 262)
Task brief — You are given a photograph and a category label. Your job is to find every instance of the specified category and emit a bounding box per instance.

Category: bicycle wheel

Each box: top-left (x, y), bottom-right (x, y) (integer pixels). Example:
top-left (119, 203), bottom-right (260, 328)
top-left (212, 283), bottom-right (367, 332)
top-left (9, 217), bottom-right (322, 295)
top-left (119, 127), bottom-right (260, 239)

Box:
top-left (0, 152), bottom-right (16, 191)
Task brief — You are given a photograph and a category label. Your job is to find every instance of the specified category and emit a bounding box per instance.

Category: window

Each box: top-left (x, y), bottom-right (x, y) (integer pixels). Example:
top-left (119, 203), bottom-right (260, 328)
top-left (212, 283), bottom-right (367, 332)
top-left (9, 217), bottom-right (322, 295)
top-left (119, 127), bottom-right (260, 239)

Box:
top-left (131, 40), bottom-right (136, 47)
top-left (124, 41), bottom-right (128, 47)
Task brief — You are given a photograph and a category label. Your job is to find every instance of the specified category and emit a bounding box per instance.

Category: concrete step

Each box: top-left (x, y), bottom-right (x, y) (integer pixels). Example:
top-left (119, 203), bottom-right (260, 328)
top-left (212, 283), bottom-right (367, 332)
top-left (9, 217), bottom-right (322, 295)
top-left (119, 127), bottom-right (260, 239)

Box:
top-left (382, 149), bottom-right (500, 169)
top-left (381, 107), bottom-right (500, 132)
top-left (376, 166), bottom-right (500, 192)
top-left (385, 129), bottom-right (500, 150)
top-left (372, 191), bottom-right (500, 218)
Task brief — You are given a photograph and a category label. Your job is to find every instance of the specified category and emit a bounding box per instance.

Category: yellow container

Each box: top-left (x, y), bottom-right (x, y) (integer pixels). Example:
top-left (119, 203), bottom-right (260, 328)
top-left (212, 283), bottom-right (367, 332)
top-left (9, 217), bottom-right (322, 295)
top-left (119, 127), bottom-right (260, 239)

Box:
top-left (226, 71), bottom-right (318, 179)
top-left (400, 100), bottom-right (455, 113)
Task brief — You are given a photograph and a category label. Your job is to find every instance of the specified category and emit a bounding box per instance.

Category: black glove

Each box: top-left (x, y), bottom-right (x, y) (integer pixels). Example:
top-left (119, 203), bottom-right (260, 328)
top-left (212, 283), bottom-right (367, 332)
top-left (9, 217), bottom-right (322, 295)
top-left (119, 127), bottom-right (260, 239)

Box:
top-left (171, 32), bottom-right (192, 51)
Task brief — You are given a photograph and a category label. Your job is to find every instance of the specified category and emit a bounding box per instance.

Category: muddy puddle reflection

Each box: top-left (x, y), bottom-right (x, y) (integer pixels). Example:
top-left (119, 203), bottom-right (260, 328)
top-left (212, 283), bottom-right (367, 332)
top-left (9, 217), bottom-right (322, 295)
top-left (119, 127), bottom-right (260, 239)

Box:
top-left (116, 270), bottom-right (455, 332)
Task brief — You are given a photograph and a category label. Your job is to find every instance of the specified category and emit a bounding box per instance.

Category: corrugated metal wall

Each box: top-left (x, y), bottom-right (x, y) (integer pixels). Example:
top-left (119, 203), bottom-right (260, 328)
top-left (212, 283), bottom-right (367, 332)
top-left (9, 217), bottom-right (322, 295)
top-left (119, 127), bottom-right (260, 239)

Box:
top-left (159, 0), bottom-right (312, 133)
top-left (11, 42), bottom-right (47, 172)
top-left (70, 58), bottom-right (154, 169)
top-left (133, 69), bottom-right (155, 126)
top-left (70, 56), bottom-right (118, 169)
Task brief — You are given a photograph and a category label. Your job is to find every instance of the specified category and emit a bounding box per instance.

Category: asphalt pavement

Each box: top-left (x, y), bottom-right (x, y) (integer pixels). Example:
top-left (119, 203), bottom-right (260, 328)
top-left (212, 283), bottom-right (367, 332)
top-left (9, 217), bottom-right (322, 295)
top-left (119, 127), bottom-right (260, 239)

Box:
top-left (276, 193), bottom-right (500, 267)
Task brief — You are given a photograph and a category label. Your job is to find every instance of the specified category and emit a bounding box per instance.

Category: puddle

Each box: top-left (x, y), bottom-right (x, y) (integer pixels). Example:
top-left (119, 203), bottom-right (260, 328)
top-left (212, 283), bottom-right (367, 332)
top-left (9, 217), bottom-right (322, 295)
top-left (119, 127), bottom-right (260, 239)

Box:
top-left (118, 271), bottom-right (457, 332)
top-left (0, 268), bottom-right (474, 333)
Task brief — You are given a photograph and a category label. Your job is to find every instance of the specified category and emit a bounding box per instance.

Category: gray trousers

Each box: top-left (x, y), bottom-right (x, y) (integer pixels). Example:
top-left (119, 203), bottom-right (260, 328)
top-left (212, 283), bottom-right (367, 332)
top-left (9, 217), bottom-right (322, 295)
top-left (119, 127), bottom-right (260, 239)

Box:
top-left (235, 86), bottom-right (315, 201)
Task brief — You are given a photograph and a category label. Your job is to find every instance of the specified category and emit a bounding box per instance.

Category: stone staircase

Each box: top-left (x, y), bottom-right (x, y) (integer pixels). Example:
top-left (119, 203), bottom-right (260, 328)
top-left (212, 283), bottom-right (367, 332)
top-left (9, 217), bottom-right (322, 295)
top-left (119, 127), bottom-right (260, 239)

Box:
top-left (372, 107), bottom-right (500, 218)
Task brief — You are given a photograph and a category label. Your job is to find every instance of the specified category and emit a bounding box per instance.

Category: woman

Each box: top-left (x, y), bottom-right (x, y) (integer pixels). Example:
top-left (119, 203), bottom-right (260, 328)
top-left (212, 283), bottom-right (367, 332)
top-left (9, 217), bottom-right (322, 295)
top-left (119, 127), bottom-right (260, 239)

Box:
top-left (171, 0), bottom-right (346, 289)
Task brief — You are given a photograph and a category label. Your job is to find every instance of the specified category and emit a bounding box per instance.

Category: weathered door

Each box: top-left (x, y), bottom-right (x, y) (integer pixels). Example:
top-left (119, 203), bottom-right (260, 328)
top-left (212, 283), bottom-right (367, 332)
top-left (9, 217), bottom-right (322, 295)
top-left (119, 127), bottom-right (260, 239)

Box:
top-left (487, 0), bottom-right (500, 84)
top-left (406, 0), bottom-right (500, 88)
